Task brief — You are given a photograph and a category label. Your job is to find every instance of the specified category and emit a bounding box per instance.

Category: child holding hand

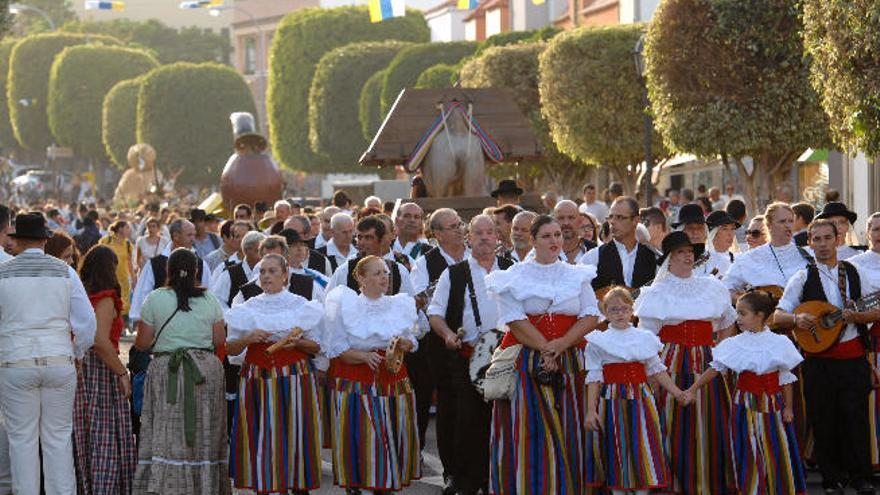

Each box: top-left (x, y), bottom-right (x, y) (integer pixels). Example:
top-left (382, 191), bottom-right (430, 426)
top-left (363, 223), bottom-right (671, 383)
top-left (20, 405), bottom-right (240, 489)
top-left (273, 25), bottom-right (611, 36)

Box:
top-left (686, 290), bottom-right (807, 495)
top-left (584, 287), bottom-right (683, 494)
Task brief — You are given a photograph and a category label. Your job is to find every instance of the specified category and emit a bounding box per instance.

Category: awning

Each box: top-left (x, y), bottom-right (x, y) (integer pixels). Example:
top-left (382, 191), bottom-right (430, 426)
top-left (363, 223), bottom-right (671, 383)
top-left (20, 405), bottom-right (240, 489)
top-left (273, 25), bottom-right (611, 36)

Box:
top-left (198, 192), bottom-right (225, 216)
top-left (797, 148), bottom-right (829, 162)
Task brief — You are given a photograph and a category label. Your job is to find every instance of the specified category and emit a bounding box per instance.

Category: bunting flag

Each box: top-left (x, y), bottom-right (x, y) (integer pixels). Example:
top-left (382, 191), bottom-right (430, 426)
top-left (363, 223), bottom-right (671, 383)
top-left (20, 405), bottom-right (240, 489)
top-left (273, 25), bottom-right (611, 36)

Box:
top-left (85, 0), bottom-right (125, 10)
top-left (457, 0), bottom-right (479, 9)
top-left (532, 0), bottom-right (545, 5)
top-left (368, 0), bottom-right (405, 23)
top-left (404, 101), bottom-right (504, 173)
top-left (179, 0), bottom-right (223, 9)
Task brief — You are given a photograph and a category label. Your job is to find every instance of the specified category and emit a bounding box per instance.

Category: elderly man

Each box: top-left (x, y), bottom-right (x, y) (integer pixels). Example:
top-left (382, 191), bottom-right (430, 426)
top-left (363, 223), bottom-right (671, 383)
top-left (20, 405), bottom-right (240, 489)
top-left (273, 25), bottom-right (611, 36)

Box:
top-left (204, 220), bottom-right (249, 273)
top-left (554, 200), bottom-right (588, 264)
top-left (427, 214), bottom-right (514, 495)
top-left (130, 219), bottom-right (212, 321)
top-left (315, 212), bottom-right (356, 272)
top-left (364, 195), bottom-right (382, 210)
top-left (393, 202), bottom-right (430, 259)
top-left (283, 215), bottom-right (333, 276)
top-left (326, 216), bottom-right (414, 295)
top-left (313, 206), bottom-right (339, 249)
top-left (510, 210), bottom-right (536, 262)
top-left (210, 230), bottom-right (264, 311)
top-left (0, 212), bottom-right (96, 495)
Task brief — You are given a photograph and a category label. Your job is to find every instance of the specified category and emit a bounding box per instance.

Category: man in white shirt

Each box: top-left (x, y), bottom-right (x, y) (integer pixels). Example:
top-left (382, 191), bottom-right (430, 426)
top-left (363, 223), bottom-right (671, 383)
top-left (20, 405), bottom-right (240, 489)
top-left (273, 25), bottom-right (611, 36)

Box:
top-left (326, 217), bottom-right (413, 296)
top-left (0, 213), bottom-right (96, 495)
top-left (204, 220), bottom-right (249, 273)
top-left (0, 206), bottom-right (11, 494)
top-left (0, 205), bottom-right (11, 264)
top-left (555, 200), bottom-right (588, 264)
top-left (578, 183), bottom-right (608, 224)
top-left (393, 202), bottom-right (430, 260)
top-left (210, 230), bottom-right (264, 310)
top-left (313, 206), bottom-right (340, 250)
top-left (315, 212), bottom-right (356, 272)
top-left (509, 210), bottom-right (536, 262)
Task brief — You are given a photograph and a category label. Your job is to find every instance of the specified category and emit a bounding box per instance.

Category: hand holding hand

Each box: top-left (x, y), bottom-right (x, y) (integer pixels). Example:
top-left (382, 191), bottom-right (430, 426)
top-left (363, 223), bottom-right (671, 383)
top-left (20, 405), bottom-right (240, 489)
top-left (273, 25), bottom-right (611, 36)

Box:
top-left (678, 389), bottom-right (694, 406)
top-left (542, 338), bottom-right (567, 360)
top-left (540, 354), bottom-right (559, 373)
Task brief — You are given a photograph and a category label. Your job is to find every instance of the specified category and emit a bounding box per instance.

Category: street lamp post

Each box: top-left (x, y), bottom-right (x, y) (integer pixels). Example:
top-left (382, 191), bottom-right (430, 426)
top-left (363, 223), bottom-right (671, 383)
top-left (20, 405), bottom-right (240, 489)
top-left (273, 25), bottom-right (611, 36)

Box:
top-left (9, 3), bottom-right (56, 31)
top-left (633, 35), bottom-right (653, 208)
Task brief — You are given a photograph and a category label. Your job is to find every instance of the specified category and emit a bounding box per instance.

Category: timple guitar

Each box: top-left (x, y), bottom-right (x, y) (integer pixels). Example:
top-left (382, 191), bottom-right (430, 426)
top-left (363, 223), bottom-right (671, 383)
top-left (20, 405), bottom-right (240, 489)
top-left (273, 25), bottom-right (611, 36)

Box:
top-left (792, 290), bottom-right (880, 354)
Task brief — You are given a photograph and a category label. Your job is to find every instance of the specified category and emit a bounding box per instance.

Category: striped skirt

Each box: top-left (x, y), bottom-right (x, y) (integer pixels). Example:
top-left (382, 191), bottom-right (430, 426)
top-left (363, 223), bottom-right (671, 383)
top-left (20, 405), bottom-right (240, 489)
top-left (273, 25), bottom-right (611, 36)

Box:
top-left (659, 342), bottom-right (735, 495)
top-left (489, 347), bottom-right (588, 495)
top-left (132, 349), bottom-right (229, 495)
top-left (330, 375), bottom-right (420, 490)
top-left (729, 389), bottom-right (807, 495)
top-left (869, 333), bottom-right (880, 469)
top-left (73, 349), bottom-right (137, 495)
top-left (229, 359), bottom-right (322, 492)
top-left (588, 382), bottom-right (670, 490)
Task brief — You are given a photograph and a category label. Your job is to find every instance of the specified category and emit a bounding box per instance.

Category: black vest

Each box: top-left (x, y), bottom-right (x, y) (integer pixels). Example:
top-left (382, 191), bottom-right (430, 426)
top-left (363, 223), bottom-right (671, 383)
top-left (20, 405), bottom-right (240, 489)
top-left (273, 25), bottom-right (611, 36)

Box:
top-left (151, 253), bottom-right (204, 289)
top-left (425, 247), bottom-right (451, 286)
top-left (315, 245), bottom-right (339, 272)
top-left (345, 257), bottom-right (403, 295)
top-left (793, 231), bottom-right (808, 247)
top-left (801, 261), bottom-right (868, 344)
top-left (445, 256), bottom-right (514, 331)
top-left (591, 242), bottom-right (657, 291)
top-left (308, 249), bottom-right (330, 276)
top-left (238, 273), bottom-right (314, 302)
top-left (224, 262), bottom-right (249, 307)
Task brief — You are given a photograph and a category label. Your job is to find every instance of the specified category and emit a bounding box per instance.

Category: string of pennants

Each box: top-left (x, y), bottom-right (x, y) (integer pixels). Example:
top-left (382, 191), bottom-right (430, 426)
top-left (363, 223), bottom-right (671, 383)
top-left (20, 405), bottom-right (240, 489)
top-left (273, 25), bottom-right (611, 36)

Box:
top-left (371, 0), bottom-right (543, 23)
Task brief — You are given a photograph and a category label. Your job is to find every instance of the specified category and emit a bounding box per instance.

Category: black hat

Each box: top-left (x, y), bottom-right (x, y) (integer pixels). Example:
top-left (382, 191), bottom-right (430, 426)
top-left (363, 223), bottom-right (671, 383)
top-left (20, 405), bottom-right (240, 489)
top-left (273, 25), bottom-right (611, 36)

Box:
top-left (279, 228), bottom-right (307, 246)
top-left (706, 210), bottom-right (741, 230)
top-left (816, 201), bottom-right (857, 225)
top-left (11, 212), bottom-right (52, 240)
top-left (491, 179), bottom-right (523, 198)
top-left (189, 208), bottom-right (207, 222)
top-left (658, 230), bottom-right (705, 265)
top-left (672, 203), bottom-right (706, 228)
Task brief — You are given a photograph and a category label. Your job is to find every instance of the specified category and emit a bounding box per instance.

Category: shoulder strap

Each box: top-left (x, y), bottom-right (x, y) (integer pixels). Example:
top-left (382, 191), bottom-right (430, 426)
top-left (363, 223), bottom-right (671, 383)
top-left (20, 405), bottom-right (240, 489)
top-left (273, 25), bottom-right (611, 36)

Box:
top-left (797, 246), bottom-right (815, 266)
top-left (463, 262), bottom-right (482, 329)
top-left (150, 306), bottom-right (180, 351)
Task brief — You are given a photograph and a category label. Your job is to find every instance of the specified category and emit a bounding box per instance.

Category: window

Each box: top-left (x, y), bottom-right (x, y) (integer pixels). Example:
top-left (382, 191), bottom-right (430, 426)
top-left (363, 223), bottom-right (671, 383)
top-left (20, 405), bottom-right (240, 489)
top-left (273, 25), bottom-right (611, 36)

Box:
top-left (243, 36), bottom-right (257, 75)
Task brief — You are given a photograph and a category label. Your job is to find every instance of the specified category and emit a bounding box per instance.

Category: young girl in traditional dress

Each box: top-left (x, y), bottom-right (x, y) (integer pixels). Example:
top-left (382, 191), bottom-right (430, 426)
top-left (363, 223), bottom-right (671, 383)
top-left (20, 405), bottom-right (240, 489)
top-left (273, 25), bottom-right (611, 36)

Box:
top-left (585, 287), bottom-right (682, 494)
top-left (687, 290), bottom-right (807, 495)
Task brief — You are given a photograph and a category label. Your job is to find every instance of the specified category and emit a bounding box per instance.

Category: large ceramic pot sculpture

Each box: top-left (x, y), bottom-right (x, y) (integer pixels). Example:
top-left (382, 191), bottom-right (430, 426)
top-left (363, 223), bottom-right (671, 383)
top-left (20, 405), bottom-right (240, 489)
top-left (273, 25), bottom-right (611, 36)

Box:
top-left (219, 112), bottom-right (283, 212)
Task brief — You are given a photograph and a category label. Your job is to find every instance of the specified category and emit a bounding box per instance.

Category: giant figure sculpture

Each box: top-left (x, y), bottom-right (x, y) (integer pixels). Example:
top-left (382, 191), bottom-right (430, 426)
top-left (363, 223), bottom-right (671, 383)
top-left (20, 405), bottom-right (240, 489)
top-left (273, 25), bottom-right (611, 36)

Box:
top-left (220, 112), bottom-right (283, 212)
top-left (113, 143), bottom-right (160, 205)
top-left (420, 107), bottom-right (488, 197)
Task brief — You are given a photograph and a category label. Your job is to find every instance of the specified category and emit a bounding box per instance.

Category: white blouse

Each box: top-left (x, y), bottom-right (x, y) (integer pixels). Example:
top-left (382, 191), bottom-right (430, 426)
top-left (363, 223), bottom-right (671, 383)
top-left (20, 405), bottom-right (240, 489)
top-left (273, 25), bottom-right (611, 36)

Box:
top-left (724, 242), bottom-right (812, 291)
top-left (709, 328), bottom-right (803, 385)
top-left (634, 273), bottom-right (737, 334)
top-left (584, 325), bottom-right (666, 383)
top-left (484, 259), bottom-right (601, 325)
top-left (224, 291), bottom-right (324, 355)
top-left (849, 250), bottom-right (880, 294)
top-left (322, 286), bottom-right (419, 359)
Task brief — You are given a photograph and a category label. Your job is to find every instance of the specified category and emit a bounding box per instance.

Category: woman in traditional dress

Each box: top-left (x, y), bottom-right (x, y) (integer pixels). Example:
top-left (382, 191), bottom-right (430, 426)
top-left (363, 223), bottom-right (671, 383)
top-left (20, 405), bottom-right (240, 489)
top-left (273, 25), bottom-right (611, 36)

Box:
top-left (323, 255), bottom-right (420, 494)
top-left (99, 221), bottom-right (137, 317)
top-left (634, 231), bottom-right (738, 495)
top-left (132, 248), bottom-right (228, 495)
top-left (688, 290), bottom-right (807, 495)
top-left (585, 287), bottom-right (682, 494)
top-left (484, 214), bottom-right (601, 495)
top-left (136, 217), bottom-right (170, 270)
top-left (74, 245), bottom-right (136, 494)
top-left (225, 253), bottom-right (324, 494)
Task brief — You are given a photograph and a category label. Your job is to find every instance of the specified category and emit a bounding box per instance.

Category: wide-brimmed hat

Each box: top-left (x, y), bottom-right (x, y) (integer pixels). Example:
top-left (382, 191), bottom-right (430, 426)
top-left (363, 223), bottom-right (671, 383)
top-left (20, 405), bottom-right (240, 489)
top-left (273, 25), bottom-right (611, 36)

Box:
top-left (10, 212), bottom-right (52, 240)
top-left (658, 230), bottom-right (705, 265)
top-left (279, 228), bottom-right (307, 246)
top-left (672, 203), bottom-right (706, 228)
top-left (816, 201), bottom-right (857, 225)
top-left (491, 179), bottom-right (523, 198)
top-left (706, 210), bottom-right (741, 230)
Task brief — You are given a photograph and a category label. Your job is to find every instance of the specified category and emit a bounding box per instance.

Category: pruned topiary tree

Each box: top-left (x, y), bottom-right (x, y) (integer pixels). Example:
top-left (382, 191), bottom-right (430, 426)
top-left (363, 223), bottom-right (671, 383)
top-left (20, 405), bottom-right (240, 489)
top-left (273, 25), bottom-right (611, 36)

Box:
top-left (379, 41), bottom-right (477, 113)
top-left (0, 39), bottom-right (18, 149)
top-left (540, 24), bottom-right (670, 193)
top-left (359, 68), bottom-right (387, 142)
top-left (48, 45), bottom-right (158, 160)
top-left (414, 63), bottom-right (457, 89)
top-left (102, 77), bottom-right (142, 169)
top-left (267, 6), bottom-right (428, 172)
top-left (803, 0), bottom-right (880, 156)
top-left (646, 0), bottom-right (829, 209)
top-left (309, 40), bottom-right (409, 170)
top-left (7, 32), bottom-right (119, 151)
top-left (137, 62), bottom-right (256, 184)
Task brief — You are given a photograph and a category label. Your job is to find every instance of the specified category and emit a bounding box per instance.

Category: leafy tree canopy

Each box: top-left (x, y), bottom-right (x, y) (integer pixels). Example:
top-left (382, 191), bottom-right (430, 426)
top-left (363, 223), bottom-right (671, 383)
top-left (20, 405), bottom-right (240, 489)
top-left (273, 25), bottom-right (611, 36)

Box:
top-left (102, 77), bottom-right (141, 169)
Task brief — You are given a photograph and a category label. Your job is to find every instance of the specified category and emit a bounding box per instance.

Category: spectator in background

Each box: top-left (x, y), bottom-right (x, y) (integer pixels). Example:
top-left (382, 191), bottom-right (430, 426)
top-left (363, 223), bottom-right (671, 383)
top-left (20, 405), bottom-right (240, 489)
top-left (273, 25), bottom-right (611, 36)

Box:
top-left (608, 182), bottom-right (624, 203)
top-left (666, 188), bottom-right (682, 224)
top-left (509, 210), bottom-right (536, 262)
top-left (580, 211), bottom-right (599, 250)
top-left (825, 189), bottom-right (841, 203)
top-left (204, 220), bottom-right (248, 272)
top-left (0, 205), bottom-right (12, 262)
top-left (333, 190), bottom-right (354, 216)
top-left (774, 183), bottom-right (794, 204)
top-left (46, 209), bottom-right (65, 231)
top-left (697, 184), bottom-right (707, 198)
top-left (98, 221), bottom-right (137, 318)
top-left (579, 183), bottom-right (609, 223)
top-left (493, 205), bottom-right (520, 254)
top-left (364, 196), bottom-right (382, 211)
top-left (491, 179), bottom-right (524, 207)
top-left (74, 210), bottom-right (102, 255)
top-left (640, 206), bottom-right (668, 253)
top-left (233, 203), bottom-right (253, 224)
top-left (273, 200), bottom-right (292, 225)
top-left (791, 202), bottom-right (815, 247)
top-left (721, 182), bottom-right (745, 205)
top-left (136, 218), bottom-right (170, 270)
top-left (190, 209), bottom-right (221, 259)
top-left (709, 187), bottom-right (725, 211)
top-left (697, 196), bottom-right (713, 215)
top-left (287, 201), bottom-right (302, 217)
top-left (745, 215), bottom-right (767, 250)
top-left (46, 230), bottom-right (79, 268)
top-left (383, 201), bottom-right (395, 216)
top-left (314, 206), bottom-right (340, 250)
top-left (681, 188), bottom-right (695, 204)
top-left (726, 199), bottom-right (749, 251)
top-left (541, 191), bottom-right (558, 213)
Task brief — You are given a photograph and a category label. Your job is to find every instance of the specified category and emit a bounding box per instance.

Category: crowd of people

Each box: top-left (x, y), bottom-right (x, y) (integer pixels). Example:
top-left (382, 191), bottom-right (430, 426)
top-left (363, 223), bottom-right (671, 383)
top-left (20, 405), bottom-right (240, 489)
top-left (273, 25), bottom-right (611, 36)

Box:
top-left (0, 178), bottom-right (878, 495)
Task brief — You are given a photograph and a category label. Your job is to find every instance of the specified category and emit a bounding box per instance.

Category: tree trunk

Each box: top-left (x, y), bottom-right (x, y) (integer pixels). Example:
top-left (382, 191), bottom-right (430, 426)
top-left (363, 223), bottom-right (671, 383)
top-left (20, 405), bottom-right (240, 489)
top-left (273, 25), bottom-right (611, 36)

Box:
top-left (732, 151), bottom-right (800, 215)
top-left (608, 163), bottom-right (640, 197)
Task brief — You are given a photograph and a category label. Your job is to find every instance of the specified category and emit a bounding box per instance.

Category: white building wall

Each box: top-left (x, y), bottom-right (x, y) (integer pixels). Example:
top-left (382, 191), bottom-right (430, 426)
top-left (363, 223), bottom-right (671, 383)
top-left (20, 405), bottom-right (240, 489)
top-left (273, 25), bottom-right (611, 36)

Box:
top-left (464, 19), bottom-right (477, 40)
top-left (427, 8), bottom-right (467, 41)
top-left (619, 0), bottom-right (660, 23)
top-left (485, 9), bottom-right (502, 37)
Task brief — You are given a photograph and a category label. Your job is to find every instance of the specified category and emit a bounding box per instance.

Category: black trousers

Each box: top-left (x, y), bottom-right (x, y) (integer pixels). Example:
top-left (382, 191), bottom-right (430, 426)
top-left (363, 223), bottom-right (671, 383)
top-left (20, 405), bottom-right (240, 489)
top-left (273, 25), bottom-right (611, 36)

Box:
top-left (444, 348), bottom-right (492, 493)
top-left (223, 359), bottom-right (241, 437)
top-left (802, 355), bottom-right (872, 487)
top-left (406, 332), bottom-right (439, 452)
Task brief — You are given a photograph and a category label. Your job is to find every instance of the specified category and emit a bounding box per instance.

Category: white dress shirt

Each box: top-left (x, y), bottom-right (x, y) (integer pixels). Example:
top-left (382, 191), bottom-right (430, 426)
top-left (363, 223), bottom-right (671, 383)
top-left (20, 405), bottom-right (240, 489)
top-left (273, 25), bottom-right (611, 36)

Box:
top-left (210, 258), bottom-right (257, 311)
top-left (849, 250), bottom-right (880, 294)
top-left (724, 242), bottom-right (813, 291)
top-left (326, 258), bottom-right (415, 296)
top-left (578, 200), bottom-right (609, 223)
top-left (427, 257), bottom-right (501, 344)
top-left (0, 249), bottom-right (12, 264)
top-left (324, 239), bottom-right (357, 270)
top-left (581, 239), bottom-right (640, 286)
top-left (411, 246), bottom-right (470, 294)
top-left (129, 244), bottom-right (212, 320)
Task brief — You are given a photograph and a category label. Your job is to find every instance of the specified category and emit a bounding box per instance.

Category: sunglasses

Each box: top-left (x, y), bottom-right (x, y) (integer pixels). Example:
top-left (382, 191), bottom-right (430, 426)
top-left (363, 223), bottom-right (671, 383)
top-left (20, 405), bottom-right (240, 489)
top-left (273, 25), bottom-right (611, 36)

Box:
top-left (746, 229), bottom-right (764, 237)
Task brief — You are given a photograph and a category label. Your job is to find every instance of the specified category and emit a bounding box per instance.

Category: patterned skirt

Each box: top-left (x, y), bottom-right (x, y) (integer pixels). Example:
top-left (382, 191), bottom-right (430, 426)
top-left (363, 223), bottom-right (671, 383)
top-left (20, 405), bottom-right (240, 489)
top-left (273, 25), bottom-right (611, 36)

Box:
top-left (659, 342), bottom-right (735, 495)
top-left (132, 349), bottom-right (229, 495)
top-left (330, 369), bottom-right (420, 490)
top-left (729, 389), bottom-right (807, 495)
top-left (74, 349), bottom-right (137, 495)
top-left (229, 359), bottom-right (322, 492)
top-left (587, 382), bottom-right (670, 490)
top-left (489, 347), bottom-right (587, 495)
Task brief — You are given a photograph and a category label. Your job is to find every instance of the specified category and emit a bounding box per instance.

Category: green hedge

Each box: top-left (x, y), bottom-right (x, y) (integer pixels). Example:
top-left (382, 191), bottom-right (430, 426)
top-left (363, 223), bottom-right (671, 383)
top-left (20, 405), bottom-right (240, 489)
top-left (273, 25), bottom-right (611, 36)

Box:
top-left (102, 78), bottom-right (142, 169)
top-left (540, 25), bottom-right (669, 166)
top-left (48, 45), bottom-right (158, 160)
top-left (415, 63), bottom-right (457, 89)
top-left (475, 27), bottom-right (559, 56)
top-left (7, 33), bottom-right (118, 151)
top-left (0, 39), bottom-right (17, 149)
top-left (359, 69), bottom-right (387, 141)
top-left (137, 62), bottom-right (256, 184)
top-left (267, 6), bottom-right (428, 172)
top-left (380, 41), bottom-right (476, 113)
top-left (309, 41), bottom-right (409, 170)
